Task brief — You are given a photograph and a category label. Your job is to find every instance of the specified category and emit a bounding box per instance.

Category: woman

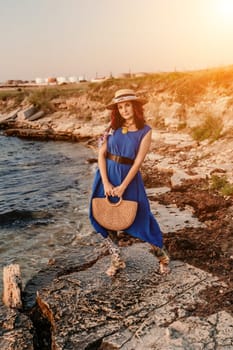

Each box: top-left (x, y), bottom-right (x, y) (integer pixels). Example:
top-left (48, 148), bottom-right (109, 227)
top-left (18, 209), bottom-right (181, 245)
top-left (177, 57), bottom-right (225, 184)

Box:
top-left (89, 89), bottom-right (170, 276)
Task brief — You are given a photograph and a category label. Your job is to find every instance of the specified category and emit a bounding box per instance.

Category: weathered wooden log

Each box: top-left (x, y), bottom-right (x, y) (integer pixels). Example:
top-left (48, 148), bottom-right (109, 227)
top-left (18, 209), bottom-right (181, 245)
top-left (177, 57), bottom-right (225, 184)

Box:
top-left (2, 264), bottom-right (22, 309)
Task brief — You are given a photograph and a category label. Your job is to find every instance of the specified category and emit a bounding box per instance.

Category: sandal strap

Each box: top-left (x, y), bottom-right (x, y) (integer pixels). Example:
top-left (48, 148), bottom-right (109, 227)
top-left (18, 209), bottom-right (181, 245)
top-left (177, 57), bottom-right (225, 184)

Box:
top-left (105, 237), bottom-right (121, 255)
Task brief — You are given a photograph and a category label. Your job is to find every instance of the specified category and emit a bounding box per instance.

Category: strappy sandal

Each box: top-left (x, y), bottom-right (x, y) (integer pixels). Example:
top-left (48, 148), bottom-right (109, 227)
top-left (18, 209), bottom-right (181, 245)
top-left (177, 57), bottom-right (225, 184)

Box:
top-left (159, 260), bottom-right (171, 275)
top-left (150, 245), bottom-right (171, 275)
top-left (106, 253), bottom-right (126, 277)
top-left (158, 250), bottom-right (171, 274)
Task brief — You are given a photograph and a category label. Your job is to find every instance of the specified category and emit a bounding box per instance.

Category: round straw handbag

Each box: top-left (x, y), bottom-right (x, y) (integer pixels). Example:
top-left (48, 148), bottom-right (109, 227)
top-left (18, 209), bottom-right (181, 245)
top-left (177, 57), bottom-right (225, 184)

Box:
top-left (92, 196), bottom-right (138, 231)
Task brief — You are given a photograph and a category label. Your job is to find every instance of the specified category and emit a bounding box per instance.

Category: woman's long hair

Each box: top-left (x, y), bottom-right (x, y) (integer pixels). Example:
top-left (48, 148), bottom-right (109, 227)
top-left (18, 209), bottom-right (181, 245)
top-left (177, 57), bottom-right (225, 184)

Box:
top-left (109, 101), bottom-right (145, 130)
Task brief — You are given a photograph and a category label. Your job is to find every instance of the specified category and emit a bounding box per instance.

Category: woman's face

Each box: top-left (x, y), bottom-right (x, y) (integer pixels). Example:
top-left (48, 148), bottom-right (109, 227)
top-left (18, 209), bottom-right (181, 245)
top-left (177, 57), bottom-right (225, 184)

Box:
top-left (117, 101), bottom-right (134, 121)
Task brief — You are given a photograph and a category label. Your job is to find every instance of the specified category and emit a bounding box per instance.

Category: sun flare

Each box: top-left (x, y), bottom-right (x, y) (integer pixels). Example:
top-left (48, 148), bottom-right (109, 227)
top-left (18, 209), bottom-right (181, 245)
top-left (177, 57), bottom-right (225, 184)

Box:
top-left (214, 0), bottom-right (233, 19)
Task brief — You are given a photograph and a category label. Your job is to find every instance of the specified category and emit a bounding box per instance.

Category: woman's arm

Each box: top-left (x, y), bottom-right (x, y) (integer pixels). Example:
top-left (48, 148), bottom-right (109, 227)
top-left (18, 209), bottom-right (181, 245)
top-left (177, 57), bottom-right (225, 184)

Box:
top-left (98, 141), bottom-right (115, 196)
top-left (113, 129), bottom-right (152, 197)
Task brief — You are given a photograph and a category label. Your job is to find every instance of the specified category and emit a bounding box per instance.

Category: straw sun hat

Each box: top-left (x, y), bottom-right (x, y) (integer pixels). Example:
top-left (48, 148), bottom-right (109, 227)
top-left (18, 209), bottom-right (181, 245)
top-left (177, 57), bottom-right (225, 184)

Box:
top-left (106, 89), bottom-right (147, 109)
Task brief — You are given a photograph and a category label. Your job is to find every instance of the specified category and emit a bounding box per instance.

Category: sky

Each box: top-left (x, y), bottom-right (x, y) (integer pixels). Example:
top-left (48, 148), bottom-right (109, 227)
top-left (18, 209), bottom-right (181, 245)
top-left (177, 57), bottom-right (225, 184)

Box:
top-left (1, 0), bottom-right (233, 82)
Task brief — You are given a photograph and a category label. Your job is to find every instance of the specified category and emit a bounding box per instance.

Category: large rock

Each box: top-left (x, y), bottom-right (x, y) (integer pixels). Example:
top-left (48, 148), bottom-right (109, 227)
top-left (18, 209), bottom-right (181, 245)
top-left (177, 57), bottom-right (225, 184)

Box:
top-left (27, 110), bottom-right (45, 121)
top-left (23, 238), bottom-right (231, 350)
top-left (17, 105), bottom-right (37, 121)
top-left (0, 108), bottom-right (21, 123)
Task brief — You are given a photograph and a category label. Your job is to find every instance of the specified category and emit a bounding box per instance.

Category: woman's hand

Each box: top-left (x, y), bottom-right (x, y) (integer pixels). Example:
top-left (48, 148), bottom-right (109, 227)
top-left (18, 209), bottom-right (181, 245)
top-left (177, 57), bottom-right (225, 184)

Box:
top-left (104, 182), bottom-right (115, 197)
top-left (111, 184), bottom-right (126, 198)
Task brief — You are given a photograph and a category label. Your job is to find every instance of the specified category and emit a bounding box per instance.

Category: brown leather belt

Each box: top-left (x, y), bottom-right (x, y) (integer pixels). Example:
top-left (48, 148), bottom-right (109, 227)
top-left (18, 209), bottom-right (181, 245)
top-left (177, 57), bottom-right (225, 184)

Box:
top-left (106, 152), bottom-right (134, 165)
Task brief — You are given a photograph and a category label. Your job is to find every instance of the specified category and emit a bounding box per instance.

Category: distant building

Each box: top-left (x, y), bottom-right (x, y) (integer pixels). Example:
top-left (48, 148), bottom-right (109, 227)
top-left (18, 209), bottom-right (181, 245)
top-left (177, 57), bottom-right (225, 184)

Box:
top-left (57, 77), bottom-right (68, 84)
top-left (34, 75), bottom-right (88, 85)
top-left (5, 79), bottom-right (25, 85)
top-left (68, 76), bottom-right (78, 83)
top-left (35, 78), bottom-right (46, 84)
top-left (47, 77), bottom-right (57, 84)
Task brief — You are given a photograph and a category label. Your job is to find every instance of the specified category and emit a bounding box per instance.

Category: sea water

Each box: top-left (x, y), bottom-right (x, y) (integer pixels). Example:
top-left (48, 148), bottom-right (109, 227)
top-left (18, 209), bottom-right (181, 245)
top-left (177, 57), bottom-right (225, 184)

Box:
top-left (0, 135), bottom-right (96, 292)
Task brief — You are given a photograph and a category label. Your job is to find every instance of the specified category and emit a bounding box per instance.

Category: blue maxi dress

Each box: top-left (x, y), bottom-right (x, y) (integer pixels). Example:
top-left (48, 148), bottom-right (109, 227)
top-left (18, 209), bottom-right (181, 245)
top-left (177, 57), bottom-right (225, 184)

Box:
top-left (89, 124), bottom-right (163, 248)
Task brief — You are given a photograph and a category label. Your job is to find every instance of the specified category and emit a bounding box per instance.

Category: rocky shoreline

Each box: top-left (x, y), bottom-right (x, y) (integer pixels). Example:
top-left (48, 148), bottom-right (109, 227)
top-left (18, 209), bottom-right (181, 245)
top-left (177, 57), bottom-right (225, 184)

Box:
top-left (0, 76), bottom-right (233, 349)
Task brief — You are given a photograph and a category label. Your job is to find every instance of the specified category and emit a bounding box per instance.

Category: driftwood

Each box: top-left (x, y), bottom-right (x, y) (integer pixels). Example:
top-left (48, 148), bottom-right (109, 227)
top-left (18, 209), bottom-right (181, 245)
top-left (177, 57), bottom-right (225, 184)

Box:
top-left (2, 264), bottom-right (22, 309)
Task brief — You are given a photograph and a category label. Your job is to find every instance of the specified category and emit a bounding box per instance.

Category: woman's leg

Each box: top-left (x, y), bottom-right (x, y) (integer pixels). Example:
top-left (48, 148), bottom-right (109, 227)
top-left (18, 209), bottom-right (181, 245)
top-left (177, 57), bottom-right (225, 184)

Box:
top-left (151, 245), bottom-right (171, 275)
top-left (104, 231), bottom-right (126, 276)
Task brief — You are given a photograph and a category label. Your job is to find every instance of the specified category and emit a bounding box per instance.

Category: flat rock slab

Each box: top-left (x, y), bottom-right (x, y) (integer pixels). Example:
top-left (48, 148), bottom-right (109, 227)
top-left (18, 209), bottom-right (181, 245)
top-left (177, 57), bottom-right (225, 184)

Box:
top-left (34, 241), bottom-right (233, 349)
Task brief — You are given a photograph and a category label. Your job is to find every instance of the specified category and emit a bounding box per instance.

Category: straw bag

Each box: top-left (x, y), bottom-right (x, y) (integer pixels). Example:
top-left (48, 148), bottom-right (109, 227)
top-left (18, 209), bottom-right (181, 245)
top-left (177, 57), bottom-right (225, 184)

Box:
top-left (92, 196), bottom-right (138, 231)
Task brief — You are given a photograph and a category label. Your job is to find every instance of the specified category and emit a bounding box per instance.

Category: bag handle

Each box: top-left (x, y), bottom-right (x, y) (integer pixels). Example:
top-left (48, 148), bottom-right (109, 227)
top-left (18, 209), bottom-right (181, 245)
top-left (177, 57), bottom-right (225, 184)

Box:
top-left (105, 196), bottom-right (123, 207)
